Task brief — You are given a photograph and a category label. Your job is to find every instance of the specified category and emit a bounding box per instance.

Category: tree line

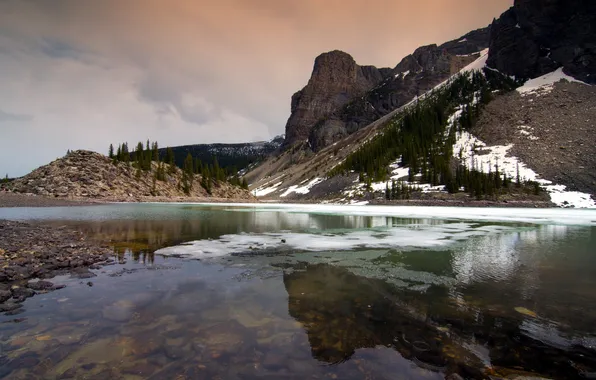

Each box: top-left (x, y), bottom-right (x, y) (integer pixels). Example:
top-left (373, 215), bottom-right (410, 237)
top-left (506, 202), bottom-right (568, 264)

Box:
top-left (330, 68), bottom-right (539, 200)
top-left (108, 140), bottom-right (248, 195)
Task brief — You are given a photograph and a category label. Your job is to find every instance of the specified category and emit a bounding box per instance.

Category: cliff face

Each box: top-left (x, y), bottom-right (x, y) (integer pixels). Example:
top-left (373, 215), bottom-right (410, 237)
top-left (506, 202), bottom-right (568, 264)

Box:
top-left (283, 28), bottom-right (490, 151)
top-left (283, 50), bottom-right (389, 146)
top-left (487, 0), bottom-right (596, 84)
top-left (8, 150), bottom-right (253, 201)
top-left (307, 28), bottom-right (490, 151)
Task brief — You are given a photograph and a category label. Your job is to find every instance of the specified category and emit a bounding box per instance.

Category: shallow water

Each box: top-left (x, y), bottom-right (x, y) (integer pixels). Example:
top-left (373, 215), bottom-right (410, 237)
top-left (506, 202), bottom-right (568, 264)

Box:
top-left (0, 203), bottom-right (595, 379)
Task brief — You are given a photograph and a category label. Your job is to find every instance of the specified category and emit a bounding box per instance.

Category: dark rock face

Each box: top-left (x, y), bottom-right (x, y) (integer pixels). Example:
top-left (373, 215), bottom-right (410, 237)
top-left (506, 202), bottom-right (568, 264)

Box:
top-left (283, 50), bottom-right (389, 146)
top-left (487, 0), bottom-right (596, 84)
top-left (306, 29), bottom-right (490, 151)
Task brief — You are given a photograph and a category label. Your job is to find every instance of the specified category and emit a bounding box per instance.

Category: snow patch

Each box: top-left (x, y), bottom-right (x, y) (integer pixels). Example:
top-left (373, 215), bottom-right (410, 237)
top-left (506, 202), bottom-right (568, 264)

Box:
top-left (460, 49), bottom-right (489, 73)
top-left (253, 181), bottom-right (282, 197)
top-left (394, 70), bottom-right (410, 79)
top-left (458, 38), bottom-right (468, 43)
top-left (517, 67), bottom-right (589, 97)
top-left (280, 178), bottom-right (323, 197)
top-left (517, 125), bottom-right (539, 140)
top-left (453, 131), bottom-right (595, 208)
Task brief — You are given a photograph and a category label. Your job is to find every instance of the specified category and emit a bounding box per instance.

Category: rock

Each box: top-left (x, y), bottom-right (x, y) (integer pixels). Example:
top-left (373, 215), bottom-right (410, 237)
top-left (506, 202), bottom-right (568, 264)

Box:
top-left (0, 301), bottom-right (23, 312)
top-left (487, 0), bottom-right (596, 84)
top-left (12, 286), bottom-right (35, 301)
top-left (283, 50), bottom-right (388, 146)
top-left (27, 280), bottom-right (56, 291)
top-left (7, 150), bottom-right (254, 201)
top-left (281, 28), bottom-right (490, 151)
top-left (0, 289), bottom-right (11, 303)
top-left (71, 268), bottom-right (96, 279)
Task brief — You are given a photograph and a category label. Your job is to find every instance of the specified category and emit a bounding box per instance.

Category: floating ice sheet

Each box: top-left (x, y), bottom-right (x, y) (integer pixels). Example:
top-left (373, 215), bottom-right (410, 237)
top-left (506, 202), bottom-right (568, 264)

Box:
top-left (155, 221), bottom-right (515, 259)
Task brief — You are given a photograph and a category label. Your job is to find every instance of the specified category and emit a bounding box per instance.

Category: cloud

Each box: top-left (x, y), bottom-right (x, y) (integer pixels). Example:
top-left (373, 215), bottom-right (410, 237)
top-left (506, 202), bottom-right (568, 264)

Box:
top-left (0, 0), bottom-right (513, 176)
top-left (0, 109), bottom-right (32, 122)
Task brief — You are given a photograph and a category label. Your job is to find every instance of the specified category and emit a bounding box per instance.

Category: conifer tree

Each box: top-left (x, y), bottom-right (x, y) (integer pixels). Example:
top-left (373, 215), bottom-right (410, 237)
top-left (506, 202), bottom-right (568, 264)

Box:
top-left (152, 142), bottom-right (159, 162)
top-left (116, 144), bottom-right (122, 162)
top-left (108, 144), bottom-right (114, 158)
top-left (165, 147), bottom-right (176, 174)
top-left (182, 153), bottom-right (194, 195)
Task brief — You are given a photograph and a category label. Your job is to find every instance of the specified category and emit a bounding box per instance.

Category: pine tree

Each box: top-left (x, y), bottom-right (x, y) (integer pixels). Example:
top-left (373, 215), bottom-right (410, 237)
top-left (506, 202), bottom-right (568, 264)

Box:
top-left (152, 142), bottom-right (159, 162)
top-left (166, 147), bottom-right (176, 174)
top-left (115, 144), bottom-right (122, 162)
top-left (241, 178), bottom-right (248, 190)
top-left (135, 142), bottom-right (144, 168)
top-left (182, 153), bottom-right (194, 195)
top-left (108, 144), bottom-right (114, 159)
top-left (194, 158), bottom-right (202, 175)
top-left (122, 143), bottom-right (130, 163)
top-left (201, 166), bottom-right (212, 194)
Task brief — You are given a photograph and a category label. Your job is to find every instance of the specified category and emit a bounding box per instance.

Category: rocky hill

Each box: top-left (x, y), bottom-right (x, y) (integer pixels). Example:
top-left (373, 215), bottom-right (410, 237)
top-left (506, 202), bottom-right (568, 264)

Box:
top-left (7, 150), bottom-right (254, 202)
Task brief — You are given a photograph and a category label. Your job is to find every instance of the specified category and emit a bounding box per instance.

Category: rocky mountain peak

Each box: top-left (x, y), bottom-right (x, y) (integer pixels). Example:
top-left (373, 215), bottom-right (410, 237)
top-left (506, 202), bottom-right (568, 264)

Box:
top-left (281, 27), bottom-right (492, 152)
top-left (487, 0), bottom-right (596, 83)
top-left (283, 50), bottom-right (389, 146)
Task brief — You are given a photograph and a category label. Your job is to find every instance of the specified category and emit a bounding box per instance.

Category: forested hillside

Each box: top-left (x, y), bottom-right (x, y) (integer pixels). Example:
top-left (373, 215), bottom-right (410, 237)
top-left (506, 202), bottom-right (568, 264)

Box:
top-left (329, 68), bottom-right (540, 200)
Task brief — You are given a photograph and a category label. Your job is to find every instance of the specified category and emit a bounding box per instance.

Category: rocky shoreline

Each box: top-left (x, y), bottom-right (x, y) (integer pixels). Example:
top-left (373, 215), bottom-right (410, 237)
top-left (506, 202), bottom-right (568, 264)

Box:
top-left (0, 220), bottom-right (115, 315)
top-left (0, 191), bottom-right (259, 208)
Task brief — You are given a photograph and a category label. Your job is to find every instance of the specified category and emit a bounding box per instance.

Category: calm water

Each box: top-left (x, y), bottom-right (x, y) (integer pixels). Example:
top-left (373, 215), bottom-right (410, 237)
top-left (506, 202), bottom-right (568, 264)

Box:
top-left (0, 204), bottom-right (595, 379)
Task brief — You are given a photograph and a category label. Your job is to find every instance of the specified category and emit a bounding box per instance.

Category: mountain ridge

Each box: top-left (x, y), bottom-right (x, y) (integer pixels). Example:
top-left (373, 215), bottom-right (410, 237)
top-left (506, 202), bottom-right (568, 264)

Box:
top-left (246, 0), bottom-right (595, 208)
top-left (284, 27), bottom-right (491, 151)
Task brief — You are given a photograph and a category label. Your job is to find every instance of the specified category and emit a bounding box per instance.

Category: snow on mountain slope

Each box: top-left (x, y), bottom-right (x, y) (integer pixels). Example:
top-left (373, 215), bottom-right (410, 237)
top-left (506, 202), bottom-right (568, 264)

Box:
top-left (517, 67), bottom-right (589, 97)
top-left (453, 131), bottom-right (595, 208)
top-left (250, 52), bottom-right (593, 208)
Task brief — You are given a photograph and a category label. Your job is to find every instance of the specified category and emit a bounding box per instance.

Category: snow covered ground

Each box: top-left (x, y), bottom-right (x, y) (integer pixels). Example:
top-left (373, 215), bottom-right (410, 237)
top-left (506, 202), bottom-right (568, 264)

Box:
top-left (253, 181), bottom-right (283, 197)
top-left (517, 67), bottom-right (588, 97)
top-left (453, 130), bottom-right (595, 208)
top-left (280, 178), bottom-right (323, 197)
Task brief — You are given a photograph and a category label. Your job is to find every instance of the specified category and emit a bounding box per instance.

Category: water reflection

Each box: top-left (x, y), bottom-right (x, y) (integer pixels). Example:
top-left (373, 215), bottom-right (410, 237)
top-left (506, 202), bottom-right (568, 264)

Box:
top-left (1, 205), bottom-right (596, 378)
top-left (283, 263), bottom-right (596, 379)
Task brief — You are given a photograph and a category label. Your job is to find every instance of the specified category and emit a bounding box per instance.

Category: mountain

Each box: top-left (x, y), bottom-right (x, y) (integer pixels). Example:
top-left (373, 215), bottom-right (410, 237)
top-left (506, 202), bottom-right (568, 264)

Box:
top-left (159, 135), bottom-right (284, 173)
top-left (246, 0), bottom-right (595, 208)
top-left (284, 27), bottom-right (491, 151)
top-left (7, 150), bottom-right (253, 202)
top-left (284, 50), bottom-right (391, 146)
top-left (487, 0), bottom-right (595, 84)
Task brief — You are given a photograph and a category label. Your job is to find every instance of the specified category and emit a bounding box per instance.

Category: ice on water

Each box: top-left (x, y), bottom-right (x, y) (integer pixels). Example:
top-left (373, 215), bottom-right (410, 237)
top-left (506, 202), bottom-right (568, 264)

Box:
top-left (155, 204), bottom-right (596, 260)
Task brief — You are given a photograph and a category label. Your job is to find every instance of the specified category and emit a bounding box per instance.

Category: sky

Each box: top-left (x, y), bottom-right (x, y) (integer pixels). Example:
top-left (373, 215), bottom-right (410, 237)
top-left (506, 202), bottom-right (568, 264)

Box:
top-left (0, 0), bottom-right (512, 177)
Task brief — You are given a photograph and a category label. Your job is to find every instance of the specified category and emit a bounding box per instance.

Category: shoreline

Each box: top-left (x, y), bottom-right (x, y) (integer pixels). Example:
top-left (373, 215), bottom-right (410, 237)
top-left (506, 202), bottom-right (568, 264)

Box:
top-left (0, 219), bottom-right (115, 314)
top-left (0, 191), bottom-right (564, 209)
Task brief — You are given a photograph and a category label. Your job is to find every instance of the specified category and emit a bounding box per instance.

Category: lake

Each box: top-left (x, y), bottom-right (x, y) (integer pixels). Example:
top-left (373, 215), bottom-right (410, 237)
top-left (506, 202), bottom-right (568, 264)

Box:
top-left (0, 203), bottom-right (595, 379)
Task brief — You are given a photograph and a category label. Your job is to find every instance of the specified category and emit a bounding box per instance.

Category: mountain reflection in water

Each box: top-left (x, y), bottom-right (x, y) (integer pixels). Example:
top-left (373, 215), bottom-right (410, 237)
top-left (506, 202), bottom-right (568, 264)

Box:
top-left (1, 204), bottom-right (595, 379)
top-left (282, 263), bottom-right (596, 379)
